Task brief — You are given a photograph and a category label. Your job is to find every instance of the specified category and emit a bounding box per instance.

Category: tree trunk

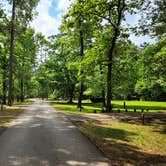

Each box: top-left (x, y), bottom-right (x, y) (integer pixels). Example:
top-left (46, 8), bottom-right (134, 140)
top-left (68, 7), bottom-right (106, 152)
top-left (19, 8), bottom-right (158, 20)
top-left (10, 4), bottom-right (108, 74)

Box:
top-left (106, 31), bottom-right (118, 112)
top-left (20, 77), bottom-right (24, 102)
top-left (106, 61), bottom-right (113, 112)
top-left (8, 0), bottom-right (16, 106)
top-left (77, 82), bottom-right (84, 109)
top-left (106, 0), bottom-right (125, 112)
top-left (2, 59), bottom-right (7, 105)
top-left (68, 84), bottom-right (75, 104)
top-left (102, 89), bottom-right (106, 108)
top-left (77, 18), bottom-right (84, 109)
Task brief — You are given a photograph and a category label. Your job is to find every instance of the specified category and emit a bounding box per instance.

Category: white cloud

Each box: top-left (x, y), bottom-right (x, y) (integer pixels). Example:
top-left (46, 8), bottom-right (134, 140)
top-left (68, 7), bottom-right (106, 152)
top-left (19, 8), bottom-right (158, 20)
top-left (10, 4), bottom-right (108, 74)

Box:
top-left (56, 0), bottom-right (72, 11)
top-left (31, 0), bottom-right (59, 37)
top-left (30, 0), bottom-right (72, 37)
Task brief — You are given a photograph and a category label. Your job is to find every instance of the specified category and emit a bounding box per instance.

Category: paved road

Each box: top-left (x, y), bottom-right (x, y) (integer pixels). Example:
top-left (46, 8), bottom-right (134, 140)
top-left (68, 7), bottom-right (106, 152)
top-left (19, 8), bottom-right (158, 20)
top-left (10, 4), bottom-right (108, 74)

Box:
top-left (0, 100), bottom-right (111, 166)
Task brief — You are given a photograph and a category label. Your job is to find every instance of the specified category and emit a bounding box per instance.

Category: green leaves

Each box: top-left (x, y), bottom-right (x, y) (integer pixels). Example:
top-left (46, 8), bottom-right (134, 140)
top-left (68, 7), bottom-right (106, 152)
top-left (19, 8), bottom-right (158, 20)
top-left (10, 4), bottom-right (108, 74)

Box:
top-left (135, 37), bottom-right (166, 100)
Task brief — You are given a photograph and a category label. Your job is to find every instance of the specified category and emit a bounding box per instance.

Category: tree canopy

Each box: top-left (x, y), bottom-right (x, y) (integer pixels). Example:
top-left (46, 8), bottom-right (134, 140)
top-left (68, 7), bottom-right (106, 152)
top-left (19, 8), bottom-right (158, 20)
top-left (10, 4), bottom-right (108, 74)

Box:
top-left (0, 0), bottom-right (165, 108)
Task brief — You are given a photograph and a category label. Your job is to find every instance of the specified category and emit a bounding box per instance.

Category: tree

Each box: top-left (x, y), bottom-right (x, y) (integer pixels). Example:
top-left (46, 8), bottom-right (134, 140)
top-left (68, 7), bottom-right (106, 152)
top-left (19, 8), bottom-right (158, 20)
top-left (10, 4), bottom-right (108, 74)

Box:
top-left (81, 0), bottom-right (144, 112)
top-left (14, 28), bottom-right (37, 102)
top-left (0, 8), bottom-right (9, 105)
top-left (7, 0), bottom-right (39, 106)
top-left (135, 37), bottom-right (166, 100)
top-left (139, 0), bottom-right (166, 38)
top-left (8, 0), bottom-right (16, 106)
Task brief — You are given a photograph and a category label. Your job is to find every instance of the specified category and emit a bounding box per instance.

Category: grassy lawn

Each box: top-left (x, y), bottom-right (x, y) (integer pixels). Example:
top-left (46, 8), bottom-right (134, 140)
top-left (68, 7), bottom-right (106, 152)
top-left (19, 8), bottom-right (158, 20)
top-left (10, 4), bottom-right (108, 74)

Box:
top-left (74, 119), bottom-right (166, 166)
top-left (52, 103), bottom-right (101, 114)
top-left (112, 100), bottom-right (166, 112)
top-left (52, 100), bottom-right (166, 114)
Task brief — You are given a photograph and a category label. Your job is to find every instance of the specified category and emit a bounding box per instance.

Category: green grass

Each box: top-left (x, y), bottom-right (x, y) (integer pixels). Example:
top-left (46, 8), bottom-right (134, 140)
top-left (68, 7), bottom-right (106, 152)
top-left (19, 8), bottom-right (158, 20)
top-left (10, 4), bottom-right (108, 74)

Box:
top-left (112, 100), bottom-right (166, 112)
top-left (75, 119), bottom-right (166, 166)
top-left (52, 103), bottom-right (101, 114)
top-left (52, 100), bottom-right (166, 114)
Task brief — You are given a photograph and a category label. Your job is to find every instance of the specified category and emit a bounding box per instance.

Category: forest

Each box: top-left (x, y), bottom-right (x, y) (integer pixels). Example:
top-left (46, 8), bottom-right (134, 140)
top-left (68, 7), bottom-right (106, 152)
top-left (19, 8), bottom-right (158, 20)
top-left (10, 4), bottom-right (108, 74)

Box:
top-left (0, 0), bottom-right (165, 111)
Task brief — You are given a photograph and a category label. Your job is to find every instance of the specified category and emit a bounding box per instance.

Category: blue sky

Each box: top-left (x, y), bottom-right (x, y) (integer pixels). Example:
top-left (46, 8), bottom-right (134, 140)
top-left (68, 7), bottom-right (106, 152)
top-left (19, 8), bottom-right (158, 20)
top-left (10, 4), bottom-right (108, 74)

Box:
top-left (1, 0), bottom-right (155, 45)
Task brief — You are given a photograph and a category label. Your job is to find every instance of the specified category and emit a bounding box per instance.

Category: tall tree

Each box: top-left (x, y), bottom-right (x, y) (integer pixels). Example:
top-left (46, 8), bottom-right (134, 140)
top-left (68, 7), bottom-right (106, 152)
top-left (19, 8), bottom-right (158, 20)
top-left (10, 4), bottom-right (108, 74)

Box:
top-left (8, 0), bottom-right (16, 106)
top-left (7, 0), bottom-right (39, 105)
top-left (82, 0), bottom-right (144, 112)
top-left (61, 0), bottom-right (96, 109)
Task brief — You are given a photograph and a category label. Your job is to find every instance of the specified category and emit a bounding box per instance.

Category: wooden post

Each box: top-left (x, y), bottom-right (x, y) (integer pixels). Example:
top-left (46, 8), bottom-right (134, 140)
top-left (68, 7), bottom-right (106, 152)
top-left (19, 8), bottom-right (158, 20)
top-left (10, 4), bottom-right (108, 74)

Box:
top-left (134, 108), bottom-right (136, 112)
top-left (142, 113), bottom-right (145, 125)
top-left (101, 108), bottom-right (105, 113)
top-left (93, 110), bottom-right (97, 113)
top-left (123, 101), bottom-right (126, 109)
top-left (0, 97), bottom-right (3, 111)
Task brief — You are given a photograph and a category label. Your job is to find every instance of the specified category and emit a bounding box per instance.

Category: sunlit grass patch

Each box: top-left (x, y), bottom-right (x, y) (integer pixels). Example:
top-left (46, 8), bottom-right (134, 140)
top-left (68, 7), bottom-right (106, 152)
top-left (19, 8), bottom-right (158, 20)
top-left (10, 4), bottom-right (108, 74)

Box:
top-left (74, 119), bottom-right (166, 166)
top-left (52, 103), bottom-right (101, 114)
top-left (112, 100), bottom-right (166, 112)
top-left (52, 100), bottom-right (166, 114)
top-left (52, 100), bottom-right (166, 165)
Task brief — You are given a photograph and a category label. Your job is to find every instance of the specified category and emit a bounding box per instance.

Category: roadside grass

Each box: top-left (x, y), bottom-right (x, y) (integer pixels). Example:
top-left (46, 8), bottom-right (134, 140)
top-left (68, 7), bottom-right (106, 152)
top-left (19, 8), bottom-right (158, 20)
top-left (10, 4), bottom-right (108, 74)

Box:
top-left (74, 119), bottom-right (166, 166)
top-left (52, 100), bottom-right (166, 113)
top-left (13, 99), bottom-right (32, 105)
top-left (0, 101), bottom-right (30, 132)
top-left (52, 100), bottom-right (166, 165)
top-left (0, 106), bottom-right (23, 129)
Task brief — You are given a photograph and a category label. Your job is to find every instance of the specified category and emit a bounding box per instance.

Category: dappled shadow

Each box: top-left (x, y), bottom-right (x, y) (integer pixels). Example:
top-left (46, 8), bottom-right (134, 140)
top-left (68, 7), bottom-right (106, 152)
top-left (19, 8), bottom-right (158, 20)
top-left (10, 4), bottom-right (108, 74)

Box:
top-left (104, 140), bottom-right (166, 166)
top-left (73, 120), bottom-right (166, 166)
top-left (0, 101), bottom-right (111, 166)
top-left (110, 112), bottom-right (166, 127)
top-left (85, 123), bottom-right (137, 142)
top-left (148, 118), bottom-right (166, 135)
top-left (0, 153), bottom-right (110, 166)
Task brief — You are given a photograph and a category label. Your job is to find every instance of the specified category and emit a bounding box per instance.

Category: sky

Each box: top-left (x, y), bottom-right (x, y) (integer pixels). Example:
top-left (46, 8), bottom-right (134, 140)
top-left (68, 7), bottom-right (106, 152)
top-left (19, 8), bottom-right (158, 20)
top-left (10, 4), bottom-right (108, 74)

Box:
top-left (1, 0), bottom-right (155, 45)
top-left (30, 0), bottom-right (72, 37)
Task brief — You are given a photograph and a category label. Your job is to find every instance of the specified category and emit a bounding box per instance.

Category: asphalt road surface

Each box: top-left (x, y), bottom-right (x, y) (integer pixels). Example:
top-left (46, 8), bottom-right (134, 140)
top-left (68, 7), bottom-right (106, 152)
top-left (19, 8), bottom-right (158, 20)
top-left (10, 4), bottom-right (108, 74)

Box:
top-left (0, 100), bottom-right (111, 166)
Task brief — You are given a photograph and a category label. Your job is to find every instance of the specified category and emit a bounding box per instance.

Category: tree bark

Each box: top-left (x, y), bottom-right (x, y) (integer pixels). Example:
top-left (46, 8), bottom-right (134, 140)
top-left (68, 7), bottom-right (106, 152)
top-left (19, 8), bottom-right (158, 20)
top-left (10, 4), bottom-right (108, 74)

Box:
top-left (106, 0), bottom-right (125, 112)
top-left (2, 53), bottom-right (7, 105)
top-left (77, 18), bottom-right (84, 109)
top-left (77, 82), bottom-right (84, 109)
top-left (8, 0), bottom-right (16, 106)
top-left (2, 62), bottom-right (7, 105)
top-left (102, 89), bottom-right (106, 108)
top-left (100, 65), bottom-right (106, 108)
top-left (68, 84), bottom-right (75, 104)
top-left (20, 77), bottom-right (24, 102)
